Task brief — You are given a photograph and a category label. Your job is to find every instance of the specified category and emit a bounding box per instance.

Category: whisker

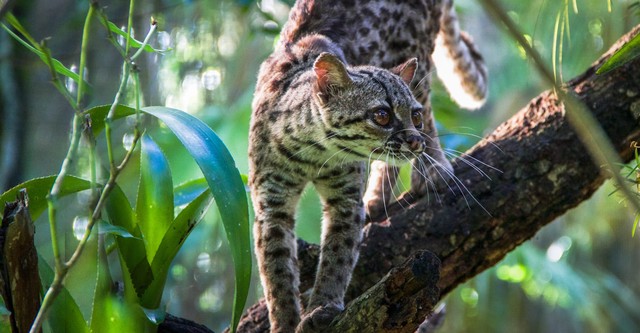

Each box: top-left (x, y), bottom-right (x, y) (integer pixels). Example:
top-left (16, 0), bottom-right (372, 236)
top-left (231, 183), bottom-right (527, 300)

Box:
top-left (444, 147), bottom-right (502, 173)
top-left (442, 150), bottom-right (491, 180)
top-left (414, 151), bottom-right (457, 196)
top-left (389, 155), bottom-right (406, 210)
top-left (317, 147), bottom-right (348, 176)
top-left (443, 150), bottom-right (491, 180)
top-left (288, 132), bottom-right (340, 161)
top-left (381, 151), bottom-right (390, 220)
top-left (420, 152), bottom-right (471, 208)
top-left (420, 152), bottom-right (492, 216)
top-left (365, 147), bottom-right (383, 194)
top-left (437, 131), bottom-right (504, 153)
top-left (412, 156), bottom-right (441, 204)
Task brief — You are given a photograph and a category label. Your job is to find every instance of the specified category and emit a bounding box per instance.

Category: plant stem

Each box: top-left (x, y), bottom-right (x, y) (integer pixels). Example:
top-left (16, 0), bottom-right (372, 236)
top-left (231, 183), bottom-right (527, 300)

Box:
top-left (45, 115), bottom-right (82, 274)
top-left (125, 0), bottom-right (136, 55)
top-left (77, 2), bottom-right (96, 108)
top-left (477, 0), bottom-right (640, 214)
top-left (105, 21), bottom-right (157, 169)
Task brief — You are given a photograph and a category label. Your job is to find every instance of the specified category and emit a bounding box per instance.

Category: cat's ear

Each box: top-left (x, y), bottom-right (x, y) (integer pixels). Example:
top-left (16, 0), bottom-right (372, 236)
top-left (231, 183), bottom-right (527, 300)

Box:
top-left (314, 52), bottom-right (352, 102)
top-left (391, 58), bottom-right (418, 85)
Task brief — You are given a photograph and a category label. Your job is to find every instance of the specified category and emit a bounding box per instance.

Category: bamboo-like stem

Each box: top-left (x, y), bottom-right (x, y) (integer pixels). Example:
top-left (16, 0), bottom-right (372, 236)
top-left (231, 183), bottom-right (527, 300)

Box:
top-left (125, 0), bottom-right (136, 55)
top-left (104, 20), bottom-right (156, 168)
top-left (477, 0), bottom-right (640, 222)
top-left (76, 2), bottom-right (96, 108)
top-left (45, 115), bottom-right (81, 275)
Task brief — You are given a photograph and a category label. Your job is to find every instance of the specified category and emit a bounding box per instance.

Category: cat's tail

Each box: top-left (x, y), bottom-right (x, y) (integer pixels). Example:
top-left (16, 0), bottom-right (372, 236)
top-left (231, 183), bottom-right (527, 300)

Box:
top-left (432, 0), bottom-right (488, 110)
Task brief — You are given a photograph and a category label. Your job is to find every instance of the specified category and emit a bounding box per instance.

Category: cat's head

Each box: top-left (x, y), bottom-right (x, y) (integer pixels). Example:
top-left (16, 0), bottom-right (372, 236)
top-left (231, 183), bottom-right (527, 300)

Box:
top-left (313, 52), bottom-right (436, 166)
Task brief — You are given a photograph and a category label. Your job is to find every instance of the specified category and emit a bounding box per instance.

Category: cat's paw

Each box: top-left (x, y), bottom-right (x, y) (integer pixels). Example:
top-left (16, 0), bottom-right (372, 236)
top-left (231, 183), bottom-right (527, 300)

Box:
top-left (295, 304), bottom-right (342, 333)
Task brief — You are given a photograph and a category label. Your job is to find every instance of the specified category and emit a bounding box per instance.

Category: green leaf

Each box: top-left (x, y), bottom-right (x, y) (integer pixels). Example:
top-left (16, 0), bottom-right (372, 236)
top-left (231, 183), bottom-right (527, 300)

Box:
top-left (141, 106), bottom-right (251, 332)
top-left (1, 23), bottom-right (84, 85)
top-left (100, 19), bottom-right (163, 53)
top-left (0, 175), bottom-right (92, 221)
top-left (174, 177), bottom-right (209, 207)
top-left (90, 224), bottom-right (112, 333)
top-left (106, 184), bottom-right (153, 299)
top-left (143, 189), bottom-right (213, 306)
top-left (142, 307), bottom-right (166, 325)
top-left (97, 221), bottom-right (137, 238)
top-left (89, 223), bottom-right (156, 333)
top-left (38, 258), bottom-right (90, 333)
top-left (137, 134), bottom-right (174, 264)
top-left (85, 104), bottom-right (137, 137)
top-left (597, 33), bottom-right (640, 74)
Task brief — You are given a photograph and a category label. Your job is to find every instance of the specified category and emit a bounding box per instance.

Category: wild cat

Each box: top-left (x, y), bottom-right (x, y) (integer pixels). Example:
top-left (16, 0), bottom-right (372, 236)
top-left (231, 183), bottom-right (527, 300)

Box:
top-left (248, 0), bottom-right (487, 332)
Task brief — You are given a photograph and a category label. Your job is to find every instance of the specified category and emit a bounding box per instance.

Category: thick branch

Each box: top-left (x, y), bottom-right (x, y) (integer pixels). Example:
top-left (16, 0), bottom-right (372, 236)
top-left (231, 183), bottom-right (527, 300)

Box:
top-left (329, 251), bottom-right (440, 333)
top-left (234, 25), bottom-right (640, 333)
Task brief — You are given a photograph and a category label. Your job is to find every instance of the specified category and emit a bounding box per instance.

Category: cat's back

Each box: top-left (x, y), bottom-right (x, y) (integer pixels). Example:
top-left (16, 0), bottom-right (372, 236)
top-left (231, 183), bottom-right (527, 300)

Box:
top-left (280, 0), bottom-right (442, 67)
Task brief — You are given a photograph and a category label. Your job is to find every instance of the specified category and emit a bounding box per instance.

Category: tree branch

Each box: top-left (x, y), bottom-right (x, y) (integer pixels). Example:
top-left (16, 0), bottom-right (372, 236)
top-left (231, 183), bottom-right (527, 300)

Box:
top-left (233, 24), bottom-right (640, 333)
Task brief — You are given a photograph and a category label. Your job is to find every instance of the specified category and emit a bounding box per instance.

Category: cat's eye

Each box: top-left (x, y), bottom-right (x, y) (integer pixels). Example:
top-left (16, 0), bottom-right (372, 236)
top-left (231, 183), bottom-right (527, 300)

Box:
top-left (411, 110), bottom-right (423, 127)
top-left (372, 109), bottom-right (391, 127)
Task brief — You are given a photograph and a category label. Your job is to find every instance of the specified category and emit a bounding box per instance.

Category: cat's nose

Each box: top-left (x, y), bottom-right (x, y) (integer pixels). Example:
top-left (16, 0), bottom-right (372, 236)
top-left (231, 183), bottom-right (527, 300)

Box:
top-left (406, 135), bottom-right (425, 152)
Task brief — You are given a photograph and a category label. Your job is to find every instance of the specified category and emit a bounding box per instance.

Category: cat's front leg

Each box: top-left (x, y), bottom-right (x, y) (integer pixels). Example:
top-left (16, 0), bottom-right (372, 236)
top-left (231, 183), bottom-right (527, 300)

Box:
top-left (298, 164), bottom-right (366, 333)
top-left (363, 160), bottom-right (398, 218)
top-left (252, 175), bottom-right (305, 333)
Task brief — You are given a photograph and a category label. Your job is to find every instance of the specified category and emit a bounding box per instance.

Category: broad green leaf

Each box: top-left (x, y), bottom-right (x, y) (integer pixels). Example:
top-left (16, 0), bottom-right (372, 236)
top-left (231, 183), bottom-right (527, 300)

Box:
top-left (143, 189), bottom-right (213, 306)
top-left (174, 177), bottom-right (208, 207)
top-left (1, 23), bottom-right (84, 84)
top-left (38, 258), bottom-right (89, 333)
top-left (100, 19), bottom-right (163, 53)
top-left (0, 175), bottom-right (92, 221)
top-left (89, 223), bottom-right (156, 333)
top-left (141, 106), bottom-right (251, 332)
top-left (137, 134), bottom-right (174, 275)
top-left (85, 104), bottom-right (137, 137)
top-left (597, 33), bottom-right (640, 74)
top-left (97, 221), bottom-right (137, 238)
top-left (106, 184), bottom-right (153, 298)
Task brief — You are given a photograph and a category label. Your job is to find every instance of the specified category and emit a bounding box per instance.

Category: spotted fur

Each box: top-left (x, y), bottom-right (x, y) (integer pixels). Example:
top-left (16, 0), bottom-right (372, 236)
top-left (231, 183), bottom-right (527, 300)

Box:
top-left (249, 1), bottom-right (487, 332)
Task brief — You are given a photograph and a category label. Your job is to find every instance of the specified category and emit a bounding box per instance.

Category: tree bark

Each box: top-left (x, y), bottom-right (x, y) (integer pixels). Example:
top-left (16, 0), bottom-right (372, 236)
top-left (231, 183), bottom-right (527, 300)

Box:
top-left (233, 24), bottom-right (640, 333)
top-left (0, 190), bottom-right (42, 333)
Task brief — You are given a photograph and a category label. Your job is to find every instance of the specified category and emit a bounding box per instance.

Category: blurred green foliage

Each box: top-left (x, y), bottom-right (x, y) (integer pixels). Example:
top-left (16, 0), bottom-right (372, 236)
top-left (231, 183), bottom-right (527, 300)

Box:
top-left (2, 0), bottom-right (640, 332)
